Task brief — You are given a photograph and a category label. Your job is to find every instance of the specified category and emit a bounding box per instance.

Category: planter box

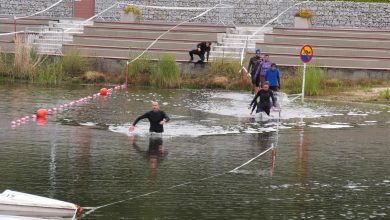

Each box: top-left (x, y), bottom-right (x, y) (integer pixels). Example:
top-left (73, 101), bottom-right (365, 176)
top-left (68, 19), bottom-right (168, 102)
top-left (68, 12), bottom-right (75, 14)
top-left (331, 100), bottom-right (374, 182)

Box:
top-left (120, 12), bottom-right (137, 22)
top-left (294, 17), bottom-right (312, 28)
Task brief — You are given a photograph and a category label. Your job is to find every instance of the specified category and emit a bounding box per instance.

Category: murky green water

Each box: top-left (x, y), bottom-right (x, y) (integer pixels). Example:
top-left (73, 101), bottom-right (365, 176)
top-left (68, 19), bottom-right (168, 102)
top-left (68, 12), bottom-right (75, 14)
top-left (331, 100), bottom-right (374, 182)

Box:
top-left (0, 84), bottom-right (389, 219)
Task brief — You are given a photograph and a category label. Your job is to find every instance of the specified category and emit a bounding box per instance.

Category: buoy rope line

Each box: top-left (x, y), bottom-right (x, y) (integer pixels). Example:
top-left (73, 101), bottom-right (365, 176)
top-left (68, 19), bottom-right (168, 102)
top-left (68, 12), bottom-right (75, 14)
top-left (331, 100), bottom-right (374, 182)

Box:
top-left (9, 85), bottom-right (127, 129)
top-left (10, 2), bottom-right (227, 128)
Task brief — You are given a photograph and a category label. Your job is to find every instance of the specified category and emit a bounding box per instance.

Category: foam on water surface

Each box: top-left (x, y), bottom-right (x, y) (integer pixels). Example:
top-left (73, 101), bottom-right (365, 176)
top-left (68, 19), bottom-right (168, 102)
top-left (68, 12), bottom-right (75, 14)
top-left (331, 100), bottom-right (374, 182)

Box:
top-left (309, 123), bottom-right (353, 129)
top-left (109, 120), bottom-right (240, 138)
top-left (189, 92), bottom-right (333, 120)
top-left (95, 90), bottom-right (387, 137)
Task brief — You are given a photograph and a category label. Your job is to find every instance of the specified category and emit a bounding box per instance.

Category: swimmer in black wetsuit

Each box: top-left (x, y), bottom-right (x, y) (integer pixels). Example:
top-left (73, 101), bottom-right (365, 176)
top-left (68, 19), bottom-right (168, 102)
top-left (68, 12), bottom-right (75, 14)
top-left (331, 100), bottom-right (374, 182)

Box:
top-left (249, 82), bottom-right (276, 116)
top-left (129, 102), bottom-right (170, 133)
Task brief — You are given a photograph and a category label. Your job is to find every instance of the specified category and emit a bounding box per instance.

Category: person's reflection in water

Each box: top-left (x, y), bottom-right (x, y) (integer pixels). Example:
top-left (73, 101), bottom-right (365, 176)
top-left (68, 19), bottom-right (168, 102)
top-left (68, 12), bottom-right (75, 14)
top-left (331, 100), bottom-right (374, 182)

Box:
top-left (129, 135), bottom-right (166, 176)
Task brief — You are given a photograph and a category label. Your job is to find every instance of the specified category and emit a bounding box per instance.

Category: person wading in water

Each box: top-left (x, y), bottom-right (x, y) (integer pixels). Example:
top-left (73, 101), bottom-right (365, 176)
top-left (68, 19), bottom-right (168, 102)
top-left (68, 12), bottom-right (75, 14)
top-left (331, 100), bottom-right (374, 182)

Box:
top-left (248, 49), bottom-right (263, 94)
top-left (129, 102), bottom-right (170, 133)
top-left (254, 54), bottom-right (272, 90)
top-left (265, 63), bottom-right (281, 92)
top-left (249, 82), bottom-right (276, 116)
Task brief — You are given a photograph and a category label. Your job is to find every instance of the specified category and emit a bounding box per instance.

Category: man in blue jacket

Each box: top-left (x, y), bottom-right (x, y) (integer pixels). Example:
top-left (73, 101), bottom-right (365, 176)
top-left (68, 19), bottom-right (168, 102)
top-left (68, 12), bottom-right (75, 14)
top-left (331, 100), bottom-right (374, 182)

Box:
top-left (265, 63), bottom-right (280, 92)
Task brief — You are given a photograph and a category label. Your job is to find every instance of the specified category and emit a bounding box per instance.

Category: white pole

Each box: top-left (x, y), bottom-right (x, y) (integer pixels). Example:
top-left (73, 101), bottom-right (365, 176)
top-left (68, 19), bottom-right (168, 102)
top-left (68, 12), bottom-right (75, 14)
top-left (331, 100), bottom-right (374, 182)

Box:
top-left (301, 62), bottom-right (307, 103)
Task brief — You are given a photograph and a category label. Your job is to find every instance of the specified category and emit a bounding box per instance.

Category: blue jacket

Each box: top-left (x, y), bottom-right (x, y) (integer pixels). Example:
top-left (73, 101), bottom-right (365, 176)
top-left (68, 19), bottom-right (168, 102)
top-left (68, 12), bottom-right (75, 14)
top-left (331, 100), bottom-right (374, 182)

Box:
top-left (265, 69), bottom-right (280, 87)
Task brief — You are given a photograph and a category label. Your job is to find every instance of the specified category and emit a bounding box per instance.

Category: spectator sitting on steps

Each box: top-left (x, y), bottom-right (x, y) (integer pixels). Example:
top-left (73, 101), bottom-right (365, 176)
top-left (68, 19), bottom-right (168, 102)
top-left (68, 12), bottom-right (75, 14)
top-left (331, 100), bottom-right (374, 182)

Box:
top-left (189, 41), bottom-right (212, 64)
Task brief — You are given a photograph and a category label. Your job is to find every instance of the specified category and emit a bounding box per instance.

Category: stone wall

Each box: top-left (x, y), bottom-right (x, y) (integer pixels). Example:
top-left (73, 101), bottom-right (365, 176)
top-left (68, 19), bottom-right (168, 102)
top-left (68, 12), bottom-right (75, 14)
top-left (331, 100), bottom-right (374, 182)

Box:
top-left (1, 0), bottom-right (390, 28)
top-left (0, 0), bottom-right (73, 17)
top-left (95, 0), bottom-right (390, 28)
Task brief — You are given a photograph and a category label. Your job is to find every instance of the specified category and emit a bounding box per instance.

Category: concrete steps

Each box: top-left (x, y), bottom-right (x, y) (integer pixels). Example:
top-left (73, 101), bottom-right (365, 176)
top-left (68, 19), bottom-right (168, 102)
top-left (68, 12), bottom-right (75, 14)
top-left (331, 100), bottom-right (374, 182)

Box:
top-left (260, 27), bottom-right (390, 70)
top-left (0, 24), bottom-right (46, 32)
top-left (257, 43), bottom-right (390, 58)
top-left (24, 19), bottom-right (92, 54)
top-left (63, 44), bottom-right (190, 60)
top-left (72, 37), bottom-right (196, 50)
top-left (0, 42), bottom-right (15, 52)
top-left (264, 34), bottom-right (390, 49)
top-left (94, 21), bottom-right (231, 32)
top-left (210, 26), bottom-right (272, 59)
top-left (273, 27), bottom-right (390, 39)
top-left (0, 17), bottom-right (55, 25)
top-left (63, 21), bottom-right (224, 61)
top-left (267, 54), bottom-right (390, 70)
top-left (83, 26), bottom-right (219, 42)
top-left (0, 34), bottom-right (14, 42)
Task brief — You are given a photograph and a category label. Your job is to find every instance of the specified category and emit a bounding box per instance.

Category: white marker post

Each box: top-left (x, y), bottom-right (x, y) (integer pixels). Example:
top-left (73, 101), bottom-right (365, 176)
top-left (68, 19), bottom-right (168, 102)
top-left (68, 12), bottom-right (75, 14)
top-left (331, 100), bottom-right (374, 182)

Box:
top-left (301, 63), bottom-right (306, 103)
top-left (299, 45), bottom-right (313, 103)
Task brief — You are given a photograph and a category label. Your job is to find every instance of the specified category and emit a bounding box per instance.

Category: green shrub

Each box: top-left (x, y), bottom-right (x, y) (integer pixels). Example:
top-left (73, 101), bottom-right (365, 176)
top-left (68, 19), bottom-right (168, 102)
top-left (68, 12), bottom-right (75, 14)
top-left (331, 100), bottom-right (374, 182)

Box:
top-left (284, 65), bottom-right (326, 96)
top-left (151, 54), bottom-right (180, 88)
top-left (82, 71), bottom-right (106, 83)
top-left (207, 58), bottom-right (241, 78)
top-left (379, 89), bottom-right (390, 100)
top-left (62, 49), bottom-right (86, 76)
top-left (302, 65), bottom-right (326, 96)
top-left (128, 56), bottom-right (152, 76)
top-left (33, 58), bottom-right (65, 85)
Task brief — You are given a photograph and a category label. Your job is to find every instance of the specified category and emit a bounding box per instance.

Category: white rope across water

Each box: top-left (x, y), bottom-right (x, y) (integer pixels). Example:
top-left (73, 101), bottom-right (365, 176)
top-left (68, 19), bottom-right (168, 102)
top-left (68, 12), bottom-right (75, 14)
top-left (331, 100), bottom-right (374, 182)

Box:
top-left (229, 145), bottom-right (275, 173)
top-left (0, 0), bottom-right (64, 36)
top-left (239, 0), bottom-right (311, 66)
top-left (83, 144), bottom-right (275, 217)
top-left (0, 31), bottom-right (24, 36)
top-left (128, 3), bottom-right (227, 64)
top-left (15, 0), bottom-right (64, 20)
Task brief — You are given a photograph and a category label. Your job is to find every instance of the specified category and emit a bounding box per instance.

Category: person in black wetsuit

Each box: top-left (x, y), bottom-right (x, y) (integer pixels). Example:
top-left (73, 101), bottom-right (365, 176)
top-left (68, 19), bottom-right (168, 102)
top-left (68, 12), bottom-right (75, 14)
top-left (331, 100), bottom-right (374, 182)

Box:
top-left (189, 41), bottom-right (211, 63)
top-left (249, 82), bottom-right (276, 116)
top-left (129, 102), bottom-right (170, 133)
top-left (248, 49), bottom-right (263, 94)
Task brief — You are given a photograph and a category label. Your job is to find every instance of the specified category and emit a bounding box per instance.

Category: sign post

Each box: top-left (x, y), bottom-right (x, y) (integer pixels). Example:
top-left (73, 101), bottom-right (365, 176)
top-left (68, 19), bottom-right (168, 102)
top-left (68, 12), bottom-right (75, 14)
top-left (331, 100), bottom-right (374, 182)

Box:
top-left (299, 45), bottom-right (313, 103)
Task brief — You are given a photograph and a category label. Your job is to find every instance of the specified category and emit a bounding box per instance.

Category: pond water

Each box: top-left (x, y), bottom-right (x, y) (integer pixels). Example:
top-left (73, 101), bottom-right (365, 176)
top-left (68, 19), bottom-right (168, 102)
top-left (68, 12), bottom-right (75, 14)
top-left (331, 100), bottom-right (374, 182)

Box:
top-left (0, 84), bottom-right (389, 220)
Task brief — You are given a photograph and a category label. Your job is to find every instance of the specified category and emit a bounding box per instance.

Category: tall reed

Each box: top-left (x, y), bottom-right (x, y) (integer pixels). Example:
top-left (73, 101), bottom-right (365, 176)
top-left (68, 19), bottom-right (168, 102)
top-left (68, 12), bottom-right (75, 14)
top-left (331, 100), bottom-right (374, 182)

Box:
top-left (62, 49), bottom-right (86, 76)
top-left (284, 65), bottom-right (325, 96)
top-left (379, 88), bottom-right (390, 100)
top-left (151, 54), bottom-right (180, 88)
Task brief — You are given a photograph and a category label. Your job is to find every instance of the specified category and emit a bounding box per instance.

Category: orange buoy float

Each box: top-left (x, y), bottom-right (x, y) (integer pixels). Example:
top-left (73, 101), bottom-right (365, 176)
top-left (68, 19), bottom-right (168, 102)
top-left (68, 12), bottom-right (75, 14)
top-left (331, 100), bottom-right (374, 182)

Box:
top-left (37, 109), bottom-right (47, 118)
top-left (100, 88), bottom-right (108, 96)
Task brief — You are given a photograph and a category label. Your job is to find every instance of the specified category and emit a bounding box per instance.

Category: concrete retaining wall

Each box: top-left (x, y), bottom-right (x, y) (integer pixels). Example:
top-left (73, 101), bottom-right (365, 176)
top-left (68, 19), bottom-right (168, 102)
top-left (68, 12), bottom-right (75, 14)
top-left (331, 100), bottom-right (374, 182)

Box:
top-left (280, 66), bottom-right (390, 80)
top-left (93, 57), bottom-right (390, 80)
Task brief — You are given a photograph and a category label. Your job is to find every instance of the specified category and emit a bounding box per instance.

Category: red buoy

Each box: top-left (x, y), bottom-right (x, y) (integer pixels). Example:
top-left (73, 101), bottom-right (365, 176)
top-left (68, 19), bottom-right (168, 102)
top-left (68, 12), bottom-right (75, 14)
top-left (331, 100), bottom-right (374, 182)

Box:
top-left (37, 109), bottom-right (47, 118)
top-left (100, 88), bottom-right (108, 96)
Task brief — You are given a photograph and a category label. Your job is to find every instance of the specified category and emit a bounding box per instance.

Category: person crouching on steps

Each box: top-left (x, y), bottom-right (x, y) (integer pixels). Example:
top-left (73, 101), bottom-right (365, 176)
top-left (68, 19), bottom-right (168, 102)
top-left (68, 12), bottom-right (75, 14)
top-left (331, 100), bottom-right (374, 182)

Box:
top-left (189, 42), bottom-right (211, 64)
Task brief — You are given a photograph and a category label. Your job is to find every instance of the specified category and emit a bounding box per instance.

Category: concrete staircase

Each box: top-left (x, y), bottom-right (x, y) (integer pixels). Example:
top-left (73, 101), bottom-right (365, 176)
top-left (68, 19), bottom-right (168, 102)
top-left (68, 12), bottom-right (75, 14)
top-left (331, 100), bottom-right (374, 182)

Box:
top-left (256, 27), bottom-right (390, 70)
top-left (63, 21), bottom-right (228, 61)
top-left (211, 26), bottom-right (273, 60)
top-left (25, 19), bottom-right (92, 54)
